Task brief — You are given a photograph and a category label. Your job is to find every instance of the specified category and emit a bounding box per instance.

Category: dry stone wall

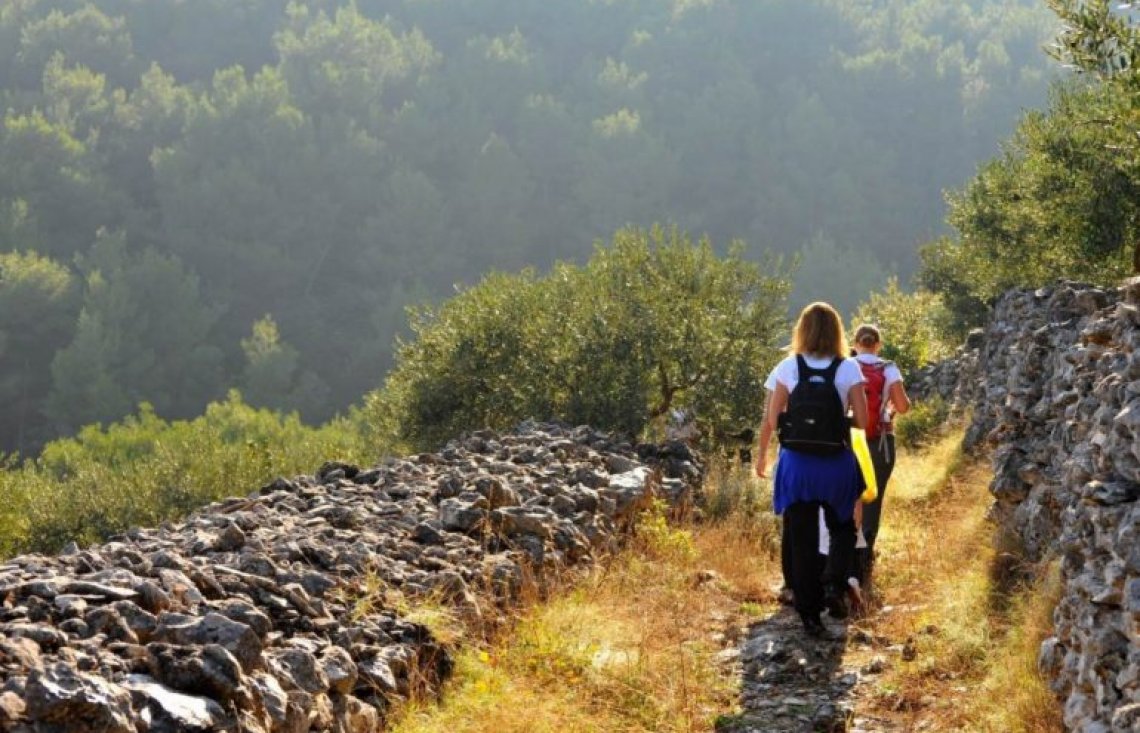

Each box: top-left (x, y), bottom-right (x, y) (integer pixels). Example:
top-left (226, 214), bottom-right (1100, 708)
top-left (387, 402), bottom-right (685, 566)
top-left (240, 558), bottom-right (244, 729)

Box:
top-left (0, 422), bottom-right (701, 733)
top-left (919, 280), bottom-right (1140, 732)
top-left (907, 327), bottom-right (984, 414)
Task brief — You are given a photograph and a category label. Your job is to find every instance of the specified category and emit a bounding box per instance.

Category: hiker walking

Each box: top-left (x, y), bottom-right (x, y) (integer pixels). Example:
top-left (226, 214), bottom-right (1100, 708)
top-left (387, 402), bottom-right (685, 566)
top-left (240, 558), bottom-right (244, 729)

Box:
top-left (755, 302), bottom-right (868, 639)
top-left (851, 324), bottom-right (911, 587)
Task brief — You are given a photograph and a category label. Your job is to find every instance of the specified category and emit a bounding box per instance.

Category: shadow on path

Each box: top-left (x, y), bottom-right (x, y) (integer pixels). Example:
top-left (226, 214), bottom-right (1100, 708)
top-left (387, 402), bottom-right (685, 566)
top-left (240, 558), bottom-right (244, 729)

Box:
top-left (717, 606), bottom-right (899, 733)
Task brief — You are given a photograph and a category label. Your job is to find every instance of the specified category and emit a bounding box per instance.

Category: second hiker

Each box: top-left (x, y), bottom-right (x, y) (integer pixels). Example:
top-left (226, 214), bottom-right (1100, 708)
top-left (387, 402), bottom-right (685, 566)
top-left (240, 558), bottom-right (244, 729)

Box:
top-left (851, 323), bottom-right (911, 588)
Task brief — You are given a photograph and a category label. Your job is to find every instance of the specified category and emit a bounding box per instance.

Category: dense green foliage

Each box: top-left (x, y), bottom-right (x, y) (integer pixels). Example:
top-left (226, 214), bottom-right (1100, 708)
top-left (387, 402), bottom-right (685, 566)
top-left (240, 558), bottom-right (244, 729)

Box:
top-left (850, 277), bottom-right (955, 373)
top-left (921, 1), bottom-right (1140, 331)
top-left (0, 249), bottom-right (78, 451)
top-left (368, 227), bottom-right (791, 452)
top-left (0, 0), bottom-right (1056, 453)
top-left (0, 391), bottom-right (370, 557)
top-left (894, 394), bottom-right (951, 448)
top-left (919, 82), bottom-right (1139, 331)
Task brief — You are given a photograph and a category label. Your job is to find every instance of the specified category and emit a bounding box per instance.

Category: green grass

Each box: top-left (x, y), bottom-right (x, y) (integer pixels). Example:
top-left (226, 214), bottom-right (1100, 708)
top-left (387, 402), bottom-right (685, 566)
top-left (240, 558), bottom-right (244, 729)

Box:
top-left (0, 391), bottom-right (372, 557)
top-left (894, 395), bottom-right (951, 449)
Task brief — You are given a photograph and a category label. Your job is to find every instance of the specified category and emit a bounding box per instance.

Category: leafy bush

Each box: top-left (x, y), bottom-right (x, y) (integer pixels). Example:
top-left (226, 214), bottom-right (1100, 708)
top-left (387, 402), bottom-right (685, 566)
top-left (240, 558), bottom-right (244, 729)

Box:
top-left (850, 277), bottom-right (956, 373)
top-left (920, 80), bottom-right (1140, 335)
top-left (634, 499), bottom-right (697, 563)
top-left (367, 226), bottom-right (792, 452)
top-left (894, 395), bottom-right (951, 448)
top-left (701, 458), bottom-right (768, 523)
top-left (0, 391), bottom-right (371, 558)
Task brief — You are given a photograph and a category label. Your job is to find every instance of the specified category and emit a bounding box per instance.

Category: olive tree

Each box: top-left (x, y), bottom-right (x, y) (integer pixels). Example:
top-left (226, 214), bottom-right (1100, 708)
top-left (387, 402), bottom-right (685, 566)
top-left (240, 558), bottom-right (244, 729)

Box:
top-left (367, 226), bottom-right (791, 452)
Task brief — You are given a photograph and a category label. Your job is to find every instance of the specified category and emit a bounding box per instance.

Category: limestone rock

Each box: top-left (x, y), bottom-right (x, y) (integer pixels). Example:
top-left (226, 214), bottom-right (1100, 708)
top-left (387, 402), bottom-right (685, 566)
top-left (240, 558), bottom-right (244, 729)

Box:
top-left (125, 674), bottom-right (231, 733)
top-left (25, 663), bottom-right (133, 733)
top-left (153, 613), bottom-right (262, 671)
top-left (0, 422), bottom-right (699, 732)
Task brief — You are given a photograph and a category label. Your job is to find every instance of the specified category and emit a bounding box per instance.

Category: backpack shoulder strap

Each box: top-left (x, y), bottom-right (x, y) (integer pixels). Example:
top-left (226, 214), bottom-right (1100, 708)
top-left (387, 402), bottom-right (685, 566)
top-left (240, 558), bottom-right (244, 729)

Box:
top-left (794, 354), bottom-right (809, 380)
top-left (795, 355), bottom-right (841, 379)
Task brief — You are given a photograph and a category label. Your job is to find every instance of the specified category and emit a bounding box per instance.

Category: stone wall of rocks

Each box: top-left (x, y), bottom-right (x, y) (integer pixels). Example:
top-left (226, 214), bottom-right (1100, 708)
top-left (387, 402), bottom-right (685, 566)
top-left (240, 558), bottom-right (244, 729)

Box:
top-left (906, 328), bottom-right (984, 413)
top-left (0, 422), bottom-right (702, 733)
top-left (924, 280), bottom-right (1140, 732)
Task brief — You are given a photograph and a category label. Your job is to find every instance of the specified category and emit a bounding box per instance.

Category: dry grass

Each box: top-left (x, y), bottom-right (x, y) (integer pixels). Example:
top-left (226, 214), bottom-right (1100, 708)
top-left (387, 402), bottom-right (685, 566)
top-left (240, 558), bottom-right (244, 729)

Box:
top-left (865, 428), bottom-right (1064, 732)
top-left (883, 427), bottom-right (964, 504)
top-left (694, 459), bottom-right (781, 603)
top-left (390, 491), bottom-right (771, 733)
top-left (389, 429), bottom-right (1064, 733)
top-left (972, 559), bottom-right (1064, 732)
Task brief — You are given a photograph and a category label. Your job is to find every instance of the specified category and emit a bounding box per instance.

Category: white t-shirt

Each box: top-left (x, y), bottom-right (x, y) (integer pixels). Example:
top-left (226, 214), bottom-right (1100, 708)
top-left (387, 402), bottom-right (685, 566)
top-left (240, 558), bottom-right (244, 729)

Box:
top-left (764, 353), bottom-right (865, 410)
top-left (857, 353), bottom-right (902, 392)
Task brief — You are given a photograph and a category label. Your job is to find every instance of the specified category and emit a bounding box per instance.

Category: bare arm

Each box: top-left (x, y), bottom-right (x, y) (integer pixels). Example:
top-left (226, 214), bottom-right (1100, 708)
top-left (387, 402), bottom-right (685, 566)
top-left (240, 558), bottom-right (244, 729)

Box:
top-left (848, 383), bottom-right (869, 431)
top-left (888, 381), bottom-right (911, 416)
top-left (756, 384), bottom-right (788, 478)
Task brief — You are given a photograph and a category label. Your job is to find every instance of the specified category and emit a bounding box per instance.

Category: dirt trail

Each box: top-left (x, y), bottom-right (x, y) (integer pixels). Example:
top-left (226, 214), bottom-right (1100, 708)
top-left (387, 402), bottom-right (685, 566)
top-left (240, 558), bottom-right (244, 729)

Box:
top-left (719, 442), bottom-right (994, 733)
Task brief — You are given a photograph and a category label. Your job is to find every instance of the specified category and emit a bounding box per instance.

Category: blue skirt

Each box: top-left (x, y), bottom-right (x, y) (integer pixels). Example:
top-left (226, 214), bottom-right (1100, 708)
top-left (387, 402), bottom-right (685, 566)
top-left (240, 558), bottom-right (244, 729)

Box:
top-left (773, 447), bottom-right (864, 521)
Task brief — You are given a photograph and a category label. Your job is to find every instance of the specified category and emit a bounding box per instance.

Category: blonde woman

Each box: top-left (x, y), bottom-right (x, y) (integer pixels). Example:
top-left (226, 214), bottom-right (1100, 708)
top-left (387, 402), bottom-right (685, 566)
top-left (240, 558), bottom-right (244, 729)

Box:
top-left (756, 302), bottom-right (868, 639)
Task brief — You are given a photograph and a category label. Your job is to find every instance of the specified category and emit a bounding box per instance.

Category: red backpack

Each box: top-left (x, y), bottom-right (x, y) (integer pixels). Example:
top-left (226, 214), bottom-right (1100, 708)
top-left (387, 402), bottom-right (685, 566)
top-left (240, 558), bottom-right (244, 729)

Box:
top-left (859, 359), bottom-right (893, 439)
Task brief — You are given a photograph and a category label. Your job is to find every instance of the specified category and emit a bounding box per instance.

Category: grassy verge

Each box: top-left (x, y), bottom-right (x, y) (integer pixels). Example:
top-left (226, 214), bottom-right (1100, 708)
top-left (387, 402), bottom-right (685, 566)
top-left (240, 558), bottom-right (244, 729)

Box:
top-left (390, 470), bottom-right (778, 733)
top-left (972, 559), bottom-right (1063, 732)
top-left (866, 430), bottom-right (1064, 732)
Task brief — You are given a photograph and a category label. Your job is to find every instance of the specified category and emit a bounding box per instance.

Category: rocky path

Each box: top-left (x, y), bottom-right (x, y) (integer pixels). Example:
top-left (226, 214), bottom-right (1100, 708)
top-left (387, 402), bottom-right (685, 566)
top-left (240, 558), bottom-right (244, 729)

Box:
top-left (720, 602), bottom-right (906, 733)
top-left (719, 438), bottom-right (990, 733)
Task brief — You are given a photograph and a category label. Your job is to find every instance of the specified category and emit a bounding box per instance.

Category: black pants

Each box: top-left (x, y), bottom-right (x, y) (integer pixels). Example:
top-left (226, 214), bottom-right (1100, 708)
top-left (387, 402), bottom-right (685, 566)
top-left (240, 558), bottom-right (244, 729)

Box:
top-left (861, 434), bottom-right (896, 552)
top-left (783, 501), bottom-right (856, 622)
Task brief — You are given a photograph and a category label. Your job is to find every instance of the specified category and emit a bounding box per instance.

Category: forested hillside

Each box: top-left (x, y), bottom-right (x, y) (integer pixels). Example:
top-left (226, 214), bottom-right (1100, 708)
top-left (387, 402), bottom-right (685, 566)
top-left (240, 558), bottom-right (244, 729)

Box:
top-left (0, 0), bottom-right (1056, 454)
top-left (921, 1), bottom-right (1140, 334)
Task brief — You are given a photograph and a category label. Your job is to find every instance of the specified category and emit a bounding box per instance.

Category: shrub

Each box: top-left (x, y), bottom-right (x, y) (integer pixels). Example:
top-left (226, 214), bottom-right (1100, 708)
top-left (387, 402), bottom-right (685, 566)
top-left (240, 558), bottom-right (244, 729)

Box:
top-left (634, 499), bottom-right (697, 563)
top-left (701, 458), bottom-right (767, 523)
top-left (850, 277), bottom-right (956, 374)
top-left (0, 391), bottom-right (371, 558)
top-left (894, 395), bottom-right (951, 448)
top-left (367, 226), bottom-right (792, 453)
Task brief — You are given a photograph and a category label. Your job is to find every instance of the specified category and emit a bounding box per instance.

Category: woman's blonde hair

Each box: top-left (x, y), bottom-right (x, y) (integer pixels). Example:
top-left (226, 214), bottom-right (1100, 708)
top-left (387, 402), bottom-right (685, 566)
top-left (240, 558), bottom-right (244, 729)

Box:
top-left (791, 302), bottom-right (847, 358)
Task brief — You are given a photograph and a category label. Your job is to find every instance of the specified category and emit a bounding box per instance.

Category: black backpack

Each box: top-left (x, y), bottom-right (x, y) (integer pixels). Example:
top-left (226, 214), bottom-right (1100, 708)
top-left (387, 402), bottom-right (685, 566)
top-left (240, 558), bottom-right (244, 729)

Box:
top-left (777, 355), bottom-right (850, 455)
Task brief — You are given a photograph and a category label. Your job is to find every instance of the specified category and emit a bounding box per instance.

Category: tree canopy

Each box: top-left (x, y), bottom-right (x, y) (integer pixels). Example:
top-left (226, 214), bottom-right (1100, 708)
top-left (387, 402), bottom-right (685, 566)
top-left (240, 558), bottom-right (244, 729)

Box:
top-left (0, 0), bottom-right (1058, 452)
top-left (367, 227), bottom-right (792, 452)
top-left (920, 1), bottom-right (1140, 334)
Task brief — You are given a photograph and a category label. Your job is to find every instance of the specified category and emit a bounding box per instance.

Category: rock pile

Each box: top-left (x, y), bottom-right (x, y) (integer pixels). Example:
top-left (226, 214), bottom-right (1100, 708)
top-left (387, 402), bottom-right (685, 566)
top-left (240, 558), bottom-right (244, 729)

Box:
top-left (906, 328), bottom-right (983, 413)
top-left (928, 279), bottom-right (1140, 732)
top-left (0, 422), bottom-right (702, 732)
